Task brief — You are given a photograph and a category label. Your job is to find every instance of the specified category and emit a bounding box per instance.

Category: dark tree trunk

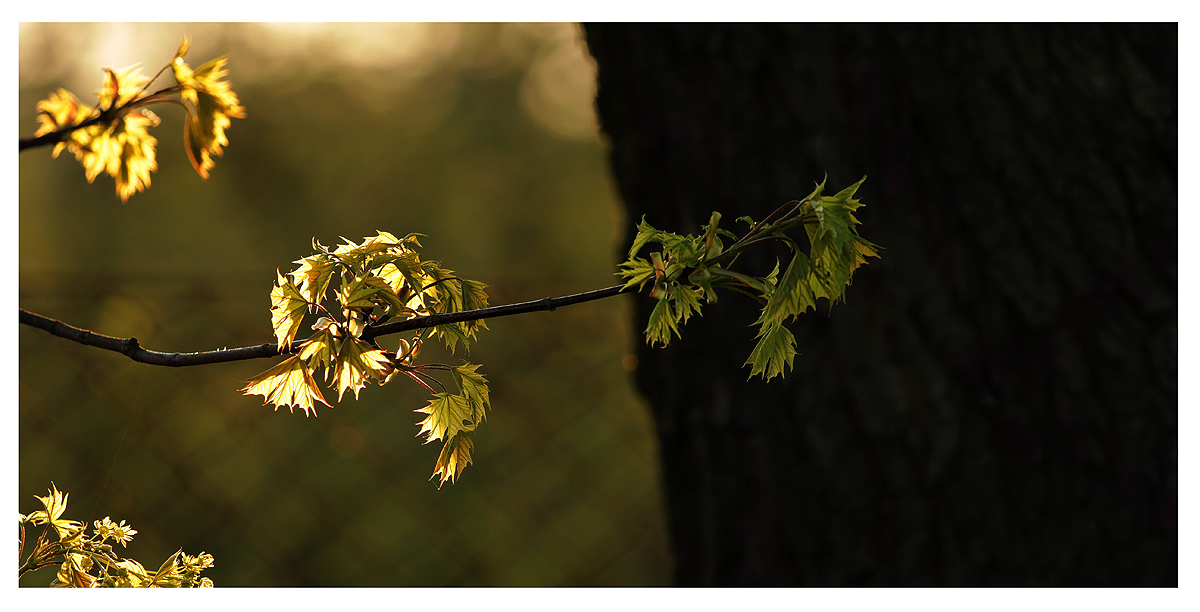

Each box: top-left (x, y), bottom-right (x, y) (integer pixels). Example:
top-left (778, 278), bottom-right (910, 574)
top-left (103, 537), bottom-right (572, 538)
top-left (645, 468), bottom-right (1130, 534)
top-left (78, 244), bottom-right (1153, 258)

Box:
top-left (584, 23), bottom-right (1176, 586)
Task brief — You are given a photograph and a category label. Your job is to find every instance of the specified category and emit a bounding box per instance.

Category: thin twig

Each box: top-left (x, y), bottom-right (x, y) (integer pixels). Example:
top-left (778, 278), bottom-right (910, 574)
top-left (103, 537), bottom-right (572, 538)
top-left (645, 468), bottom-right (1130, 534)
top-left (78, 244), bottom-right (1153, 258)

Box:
top-left (18, 284), bottom-right (631, 368)
top-left (18, 84), bottom-right (180, 152)
top-left (19, 113), bottom-right (111, 152)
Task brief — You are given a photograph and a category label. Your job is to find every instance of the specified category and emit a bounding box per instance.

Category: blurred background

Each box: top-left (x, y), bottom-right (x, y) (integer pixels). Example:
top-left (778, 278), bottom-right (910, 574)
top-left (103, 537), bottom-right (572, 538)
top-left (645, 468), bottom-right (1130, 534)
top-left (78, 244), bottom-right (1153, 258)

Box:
top-left (19, 22), bottom-right (671, 586)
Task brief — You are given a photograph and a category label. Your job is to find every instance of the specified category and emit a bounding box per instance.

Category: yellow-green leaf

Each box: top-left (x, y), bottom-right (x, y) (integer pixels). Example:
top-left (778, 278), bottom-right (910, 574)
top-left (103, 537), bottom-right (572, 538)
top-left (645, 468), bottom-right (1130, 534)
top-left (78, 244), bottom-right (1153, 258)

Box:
top-left (298, 328), bottom-right (337, 377)
top-left (339, 275), bottom-right (392, 311)
top-left (270, 271), bottom-right (309, 349)
top-left (452, 363), bottom-right (490, 423)
top-left (29, 483), bottom-right (85, 542)
top-left (415, 392), bottom-right (476, 443)
top-left (431, 431), bottom-right (474, 489)
top-left (53, 553), bottom-right (97, 588)
top-left (98, 65), bottom-right (151, 110)
top-left (746, 320), bottom-right (797, 381)
top-left (173, 40), bottom-right (245, 179)
top-left (759, 252), bottom-right (816, 324)
top-left (644, 297), bottom-right (679, 348)
top-left (291, 254), bottom-right (336, 304)
top-left (242, 354), bottom-right (330, 416)
top-left (110, 110), bottom-right (159, 202)
top-left (428, 269), bottom-right (489, 353)
top-left (331, 337), bottom-right (392, 401)
top-left (617, 257), bottom-right (656, 291)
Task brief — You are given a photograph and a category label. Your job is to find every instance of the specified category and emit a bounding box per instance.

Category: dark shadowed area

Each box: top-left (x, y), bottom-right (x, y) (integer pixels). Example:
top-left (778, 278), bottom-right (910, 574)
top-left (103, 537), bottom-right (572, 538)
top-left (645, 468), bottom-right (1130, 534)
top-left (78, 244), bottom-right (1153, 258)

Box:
top-left (586, 23), bottom-right (1175, 586)
top-left (19, 23), bottom-right (669, 586)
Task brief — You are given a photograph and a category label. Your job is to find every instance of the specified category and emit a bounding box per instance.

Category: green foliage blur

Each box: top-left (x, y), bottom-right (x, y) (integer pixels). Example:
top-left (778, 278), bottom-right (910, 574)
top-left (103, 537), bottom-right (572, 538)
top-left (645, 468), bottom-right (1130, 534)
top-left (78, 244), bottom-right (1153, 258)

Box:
top-left (18, 23), bottom-right (670, 586)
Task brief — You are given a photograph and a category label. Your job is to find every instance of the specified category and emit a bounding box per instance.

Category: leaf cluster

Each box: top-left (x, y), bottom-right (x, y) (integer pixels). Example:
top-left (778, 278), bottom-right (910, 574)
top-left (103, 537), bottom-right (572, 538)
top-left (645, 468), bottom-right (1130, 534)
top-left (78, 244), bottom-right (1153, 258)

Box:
top-left (30, 37), bottom-right (245, 201)
top-left (618, 177), bottom-right (881, 380)
top-left (242, 231), bottom-right (492, 487)
top-left (19, 483), bottom-right (215, 587)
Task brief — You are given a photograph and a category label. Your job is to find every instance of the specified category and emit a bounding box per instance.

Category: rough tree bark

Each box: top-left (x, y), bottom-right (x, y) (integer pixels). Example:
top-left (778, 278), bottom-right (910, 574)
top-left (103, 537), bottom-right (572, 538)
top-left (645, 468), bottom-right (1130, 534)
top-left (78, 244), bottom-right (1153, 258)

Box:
top-left (584, 23), bottom-right (1175, 586)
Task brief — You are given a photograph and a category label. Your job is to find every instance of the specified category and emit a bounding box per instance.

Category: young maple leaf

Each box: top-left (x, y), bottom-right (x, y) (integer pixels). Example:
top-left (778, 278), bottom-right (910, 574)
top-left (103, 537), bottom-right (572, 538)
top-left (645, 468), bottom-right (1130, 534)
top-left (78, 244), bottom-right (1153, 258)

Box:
top-left (97, 65), bottom-right (151, 110)
top-left (109, 110), bottom-right (160, 202)
top-left (431, 432), bottom-right (474, 489)
top-left (331, 337), bottom-right (392, 401)
top-left (171, 38), bottom-right (246, 179)
top-left (745, 320), bottom-right (797, 381)
top-left (54, 552), bottom-right (99, 588)
top-left (291, 255), bottom-right (336, 304)
top-left (452, 363), bottom-right (490, 423)
top-left (242, 354), bottom-right (330, 417)
top-left (415, 393), bottom-right (476, 443)
top-left (270, 271), bottom-right (309, 349)
top-left (34, 89), bottom-right (94, 155)
top-left (27, 483), bottom-right (85, 543)
top-left (33, 67), bottom-right (161, 202)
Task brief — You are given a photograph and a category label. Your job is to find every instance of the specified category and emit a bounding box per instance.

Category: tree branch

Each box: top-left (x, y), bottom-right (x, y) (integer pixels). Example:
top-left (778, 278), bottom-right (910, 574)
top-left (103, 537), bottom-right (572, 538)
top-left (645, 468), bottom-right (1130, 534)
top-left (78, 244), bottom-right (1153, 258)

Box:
top-left (19, 113), bottom-right (111, 152)
top-left (18, 284), bottom-right (632, 368)
top-left (20, 84), bottom-right (181, 152)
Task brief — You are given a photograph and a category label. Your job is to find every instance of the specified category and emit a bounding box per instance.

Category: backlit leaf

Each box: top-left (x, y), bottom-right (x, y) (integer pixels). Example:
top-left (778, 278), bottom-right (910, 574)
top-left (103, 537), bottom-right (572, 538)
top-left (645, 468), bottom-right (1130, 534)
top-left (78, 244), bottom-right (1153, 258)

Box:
top-left (415, 392), bottom-right (476, 443)
top-left (746, 320), bottom-right (797, 381)
top-left (331, 337), bottom-right (392, 401)
top-left (427, 268), bottom-right (490, 353)
top-left (339, 274), bottom-right (393, 311)
top-left (34, 80), bottom-right (161, 202)
top-left (34, 89), bottom-right (93, 149)
top-left (802, 176), bottom-right (881, 304)
top-left (98, 65), bottom-right (150, 110)
top-left (617, 257), bottom-right (656, 290)
top-left (628, 217), bottom-right (664, 258)
top-left (241, 354), bottom-right (330, 416)
top-left (172, 39), bottom-right (245, 179)
top-left (53, 553), bottom-right (97, 588)
top-left (270, 271), bottom-right (309, 349)
top-left (110, 110), bottom-right (159, 202)
top-left (673, 285), bottom-right (704, 326)
top-left (759, 252), bottom-right (817, 324)
top-left (29, 483), bottom-right (85, 542)
top-left (291, 254), bottom-right (336, 304)
top-left (452, 363), bottom-right (490, 423)
top-left (431, 432), bottom-right (474, 489)
top-left (644, 297), bottom-right (679, 348)
top-left (299, 328), bottom-right (337, 377)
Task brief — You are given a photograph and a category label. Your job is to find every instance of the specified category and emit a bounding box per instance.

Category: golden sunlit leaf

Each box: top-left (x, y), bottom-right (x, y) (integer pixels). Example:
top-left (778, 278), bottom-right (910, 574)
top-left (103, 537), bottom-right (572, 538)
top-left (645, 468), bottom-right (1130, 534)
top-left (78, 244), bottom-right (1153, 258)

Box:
top-left (98, 65), bottom-right (150, 110)
top-left (291, 254), bottom-right (336, 304)
top-left (299, 328), bottom-right (337, 378)
top-left (339, 275), bottom-right (394, 311)
top-left (415, 393), bottom-right (476, 443)
top-left (452, 363), bottom-right (490, 423)
top-left (431, 432), bottom-right (474, 489)
top-left (427, 267), bottom-right (490, 353)
top-left (377, 261), bottom-right (431, 313)
top-left (270, 271), bottom-right (309, 349)
top-left (34, 82), bottom-right (161, 202)
top-left (29, 483), bottom-right (85, 542)
top-left (173, 40), bottom-right (245, 179)
top-left (22, 482), bottom-right (215, 587)
top-left (111, 110), bottom-right (159, 202)
top-left (34, 89), bottom-right (93, 146)
top-left (112, 558), bottom-right (152, 587)
top-left (53, 553), bottom-right (97, 588)
top-left (242, 354), bottom-right (330, 417)
top-left (331, 337), bottom-right (392, 401)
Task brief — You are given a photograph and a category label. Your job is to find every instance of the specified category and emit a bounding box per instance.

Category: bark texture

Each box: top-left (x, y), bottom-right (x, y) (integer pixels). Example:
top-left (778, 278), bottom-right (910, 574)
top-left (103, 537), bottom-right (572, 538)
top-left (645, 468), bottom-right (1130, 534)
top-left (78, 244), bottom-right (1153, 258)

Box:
top-left (584, 23), bottom-right (1176, 586)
